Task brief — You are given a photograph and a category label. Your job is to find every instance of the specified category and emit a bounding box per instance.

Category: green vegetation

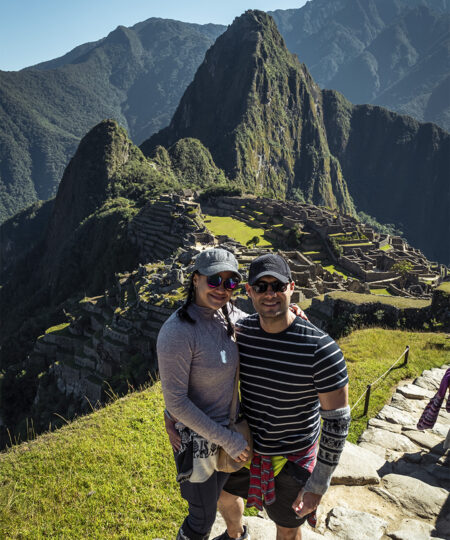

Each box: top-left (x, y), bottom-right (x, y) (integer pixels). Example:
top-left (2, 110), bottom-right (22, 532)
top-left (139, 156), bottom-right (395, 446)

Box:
top-left (0, 328), bottom-right (447, 537)
top-left (141, 11), bottom-right (355, 215)
top-left (0, 384), bottom-right (186, 538)
top-left (380, 244), bottom-right (393, 251)
top-left (203, 215), bottom-right (272, 247)
top-left (369, 288), bottom-right (392, 296)
top-left (199, 184), bottom-right (243, 202)
top-left (356, 211), bottom-right (403, 237)
top-left (323, 265), bottom-right (349, 279)
top-left (340, 329), bottom-right (449, 443)
top-left (437, 281), bottom-right (450, 294)
top-left (0, 20), bottom-right (224, 224)
top-left (340, 242), bottom-right (372, 248)
top-left (327, 291), bottom-right (430, 309)
top-left (391, 261), bottom-right (414, 278)
top-left (330, 232), bottom-right (367, 243)
top-left (329, 237), bottom-right (344, 258)
top-left (45, 323), bottom-right (70, 334)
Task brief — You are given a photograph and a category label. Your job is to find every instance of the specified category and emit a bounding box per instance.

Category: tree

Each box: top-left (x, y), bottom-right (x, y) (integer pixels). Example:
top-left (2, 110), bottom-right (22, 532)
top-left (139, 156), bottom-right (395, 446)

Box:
top-left (391, 261), bottom-right (413, 278)
top-left (246, 235), bottom-right (260, 247)
top-left (391, 260), bottom-right (414, 288)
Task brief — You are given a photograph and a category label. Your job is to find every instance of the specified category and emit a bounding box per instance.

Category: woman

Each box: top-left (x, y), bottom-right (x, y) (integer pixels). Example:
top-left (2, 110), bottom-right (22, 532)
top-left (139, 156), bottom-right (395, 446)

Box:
top-left (157, 248), bottom-right (250, 540)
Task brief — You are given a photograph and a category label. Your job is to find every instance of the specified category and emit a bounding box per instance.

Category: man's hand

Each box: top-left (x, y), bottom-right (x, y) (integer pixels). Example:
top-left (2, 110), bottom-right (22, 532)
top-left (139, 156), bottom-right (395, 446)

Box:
top-left (292, 489), bottom-right (322, 518)
top-left (164, 412), bottom-right (181, 452)
top-left (234, 445), bottom-right (251, 463)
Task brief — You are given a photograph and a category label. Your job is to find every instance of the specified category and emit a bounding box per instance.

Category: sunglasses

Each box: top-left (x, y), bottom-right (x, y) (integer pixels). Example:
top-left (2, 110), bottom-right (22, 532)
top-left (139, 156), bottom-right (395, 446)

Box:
top-left (206, 274), bottom-right (240, 290)
top-left (252, 280), bottom-right (289, 294)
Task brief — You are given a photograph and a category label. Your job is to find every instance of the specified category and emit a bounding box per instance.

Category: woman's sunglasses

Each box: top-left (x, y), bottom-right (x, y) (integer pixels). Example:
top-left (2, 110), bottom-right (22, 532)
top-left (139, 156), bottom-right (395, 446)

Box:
top-left (252, 280), bottom-right (289, 294)
top-left (206, 274), bottom-right (240, 290)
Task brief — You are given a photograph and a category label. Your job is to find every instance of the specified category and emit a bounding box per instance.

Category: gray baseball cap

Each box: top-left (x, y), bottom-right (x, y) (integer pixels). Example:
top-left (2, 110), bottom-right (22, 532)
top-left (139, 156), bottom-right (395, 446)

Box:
top-left (193, 248), bottom-right (242, 279)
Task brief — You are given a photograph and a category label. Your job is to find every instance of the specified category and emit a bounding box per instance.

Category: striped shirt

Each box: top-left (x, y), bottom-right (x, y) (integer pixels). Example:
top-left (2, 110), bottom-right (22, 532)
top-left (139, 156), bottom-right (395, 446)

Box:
top-left (235, 314), bottom-right (348, 456)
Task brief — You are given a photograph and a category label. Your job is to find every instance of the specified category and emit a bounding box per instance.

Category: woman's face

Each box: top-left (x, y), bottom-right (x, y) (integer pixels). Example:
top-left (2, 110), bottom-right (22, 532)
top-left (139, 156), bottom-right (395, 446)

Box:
top-left (193, 271), bottom-right (236, 310)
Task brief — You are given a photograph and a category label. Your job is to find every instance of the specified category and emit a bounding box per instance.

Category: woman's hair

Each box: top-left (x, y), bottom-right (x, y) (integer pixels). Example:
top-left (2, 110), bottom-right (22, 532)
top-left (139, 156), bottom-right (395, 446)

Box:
top-left (177, 271), bottom-right (235, 337)
top-left (177, 274), bottom-right (196, 325)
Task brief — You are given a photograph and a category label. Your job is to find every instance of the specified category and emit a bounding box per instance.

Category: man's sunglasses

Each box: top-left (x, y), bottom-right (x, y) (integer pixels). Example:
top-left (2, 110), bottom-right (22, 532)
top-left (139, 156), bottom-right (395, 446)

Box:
top-left (252, 280), bottom-right (289, 294)
top-left (206, 274), bottom-right (240, 290)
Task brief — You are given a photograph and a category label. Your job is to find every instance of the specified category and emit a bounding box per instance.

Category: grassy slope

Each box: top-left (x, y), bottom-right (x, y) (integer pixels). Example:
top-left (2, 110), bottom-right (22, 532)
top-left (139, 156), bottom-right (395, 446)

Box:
top-left (204, 214), bottom-right (272, 247)
top-left (1, 329), bottom-right (448, 537)
top-left (327, 290), bottom-right (431, 309)
top-left (0, 386), bottom-right (186, 539)
top-left (342, 329), bottom-right (449, 442)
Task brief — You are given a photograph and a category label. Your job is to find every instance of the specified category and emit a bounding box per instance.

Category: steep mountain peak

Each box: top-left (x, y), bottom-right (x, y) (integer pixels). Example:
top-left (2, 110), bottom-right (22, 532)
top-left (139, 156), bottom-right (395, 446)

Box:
top-left (45, 120), bottom-right (132, 252)
top-left (141, 10), bottom-right (354, 214)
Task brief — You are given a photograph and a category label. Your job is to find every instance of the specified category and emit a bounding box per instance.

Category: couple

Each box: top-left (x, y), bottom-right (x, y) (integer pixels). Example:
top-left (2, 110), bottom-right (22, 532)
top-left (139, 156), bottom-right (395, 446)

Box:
top-left (157, 248), bottom-right (350, 540)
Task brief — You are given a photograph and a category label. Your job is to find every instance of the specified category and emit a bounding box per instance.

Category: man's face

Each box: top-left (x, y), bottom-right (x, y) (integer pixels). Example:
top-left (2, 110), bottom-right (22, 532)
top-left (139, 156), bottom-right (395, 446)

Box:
top-left (246, 275), bottom-right (295, 320)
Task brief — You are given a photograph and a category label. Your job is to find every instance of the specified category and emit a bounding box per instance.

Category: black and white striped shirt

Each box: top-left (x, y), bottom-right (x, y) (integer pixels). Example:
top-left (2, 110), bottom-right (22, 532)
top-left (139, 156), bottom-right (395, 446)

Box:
top-left (235, 314), bottom-right (348, 455)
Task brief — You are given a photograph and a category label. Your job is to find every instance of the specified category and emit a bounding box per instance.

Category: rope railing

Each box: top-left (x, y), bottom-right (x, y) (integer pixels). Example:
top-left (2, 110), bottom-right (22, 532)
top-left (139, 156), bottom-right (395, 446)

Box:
top-left (351, 345), bottom-right (410, 416)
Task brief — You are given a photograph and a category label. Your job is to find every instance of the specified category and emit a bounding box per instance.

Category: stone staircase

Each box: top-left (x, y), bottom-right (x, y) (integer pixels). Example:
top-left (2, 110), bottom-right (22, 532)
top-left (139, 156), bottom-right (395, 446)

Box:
top-left (209, 364), bottom-right (450, 540)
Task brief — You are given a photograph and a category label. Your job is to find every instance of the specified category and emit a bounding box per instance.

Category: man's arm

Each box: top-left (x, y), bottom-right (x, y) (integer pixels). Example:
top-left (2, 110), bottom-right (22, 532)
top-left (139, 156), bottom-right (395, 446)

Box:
top-left (293, 384), bottom-right (350, 518)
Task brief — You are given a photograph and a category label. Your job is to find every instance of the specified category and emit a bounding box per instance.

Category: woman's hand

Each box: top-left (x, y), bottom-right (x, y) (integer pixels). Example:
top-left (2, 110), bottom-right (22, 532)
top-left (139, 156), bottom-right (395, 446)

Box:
top-left (164, 411), bottom-right (181, 452)
top-left (289, 303), bottom-right (308, 321)
top-left (234, 445), bottom-right (251, 463)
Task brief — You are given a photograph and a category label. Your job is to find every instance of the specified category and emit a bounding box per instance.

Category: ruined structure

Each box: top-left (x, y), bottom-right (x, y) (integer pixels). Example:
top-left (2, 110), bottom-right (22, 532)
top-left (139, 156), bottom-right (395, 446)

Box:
top-left (26, 195), bottom-right (448, 422)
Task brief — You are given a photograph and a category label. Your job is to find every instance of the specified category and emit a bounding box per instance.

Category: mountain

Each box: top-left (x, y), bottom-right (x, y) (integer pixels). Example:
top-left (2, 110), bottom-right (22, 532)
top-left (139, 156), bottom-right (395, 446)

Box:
top-left (270, 0), bottom-right (450, 130)
top-left (141, 10), bottom-right (449, 264)
top-left (0, 19), bottom-right (224, 223)
top-left (142, 11), bottom-right (355, 214)
top-left (0, 118), bottom-right (228, 372)
top-left (0, 120), bottom-right (152, 368)
top-left (2, 0), bottom-right (449, 226)
top-left (322, 90), bottom-right (450, 265)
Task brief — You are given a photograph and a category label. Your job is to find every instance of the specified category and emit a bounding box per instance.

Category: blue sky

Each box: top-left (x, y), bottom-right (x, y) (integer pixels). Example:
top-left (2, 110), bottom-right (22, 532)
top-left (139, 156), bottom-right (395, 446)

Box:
top-left (0, 0), bottom-right (307, 71)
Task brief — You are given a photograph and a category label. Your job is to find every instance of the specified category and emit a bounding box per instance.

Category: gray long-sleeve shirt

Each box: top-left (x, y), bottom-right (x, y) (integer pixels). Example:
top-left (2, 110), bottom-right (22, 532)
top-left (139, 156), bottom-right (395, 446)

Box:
top-left (157, 302), bottom-right (248, 459)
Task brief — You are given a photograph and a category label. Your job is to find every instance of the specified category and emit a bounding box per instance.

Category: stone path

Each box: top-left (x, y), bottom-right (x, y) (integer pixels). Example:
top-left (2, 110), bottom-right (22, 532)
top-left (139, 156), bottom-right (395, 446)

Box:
top-left (210, 364), bottom-right (450, 540)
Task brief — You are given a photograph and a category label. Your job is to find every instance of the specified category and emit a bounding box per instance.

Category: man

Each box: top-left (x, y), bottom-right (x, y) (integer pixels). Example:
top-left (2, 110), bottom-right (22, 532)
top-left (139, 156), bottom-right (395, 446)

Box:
top-left (213, 253), bottom-right (350, 540)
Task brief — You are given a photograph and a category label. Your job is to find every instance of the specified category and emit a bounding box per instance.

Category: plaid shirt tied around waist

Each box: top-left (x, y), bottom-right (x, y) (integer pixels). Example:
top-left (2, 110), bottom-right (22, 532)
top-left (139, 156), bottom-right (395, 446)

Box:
top-left (247, 440), bottom-right (318, 527)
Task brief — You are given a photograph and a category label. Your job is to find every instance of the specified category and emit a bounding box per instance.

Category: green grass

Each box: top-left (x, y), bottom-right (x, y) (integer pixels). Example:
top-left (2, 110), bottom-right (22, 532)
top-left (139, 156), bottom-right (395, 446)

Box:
top-left (0, 383), bottom-right (186, 539)
top-left (339, 328), bottom-right (449, 443)
top-left (323, 264), bottom-right (349, 279)
top-left (203, 214), bottom-right (272, 247)
top-left (327, 290), bottom-right (431, 309)
top-left (45, 322), bottom-right (70, 334)
top-left (437, 281), bottom-right (450, 293)
top-left (1, 328), bottom-right (448, 537)
top-left (380, 244), bottom-right (393, 251)
top-left (369, 288), bottom-right (392, 296)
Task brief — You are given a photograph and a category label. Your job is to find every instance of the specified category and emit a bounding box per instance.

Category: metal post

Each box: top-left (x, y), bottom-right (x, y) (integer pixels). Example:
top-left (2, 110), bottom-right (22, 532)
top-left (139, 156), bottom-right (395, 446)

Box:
top-left (363, 384), bottom-right (372, 416)
top-left (403, 345), bottom-right (410, 366)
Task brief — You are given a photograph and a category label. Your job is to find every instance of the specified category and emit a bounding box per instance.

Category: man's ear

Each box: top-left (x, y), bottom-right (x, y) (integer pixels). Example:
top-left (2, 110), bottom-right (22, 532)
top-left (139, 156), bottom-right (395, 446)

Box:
top-left (193, 273), bottom-right (199, 287)
top-left (245, 283), bottom-right (251, 295)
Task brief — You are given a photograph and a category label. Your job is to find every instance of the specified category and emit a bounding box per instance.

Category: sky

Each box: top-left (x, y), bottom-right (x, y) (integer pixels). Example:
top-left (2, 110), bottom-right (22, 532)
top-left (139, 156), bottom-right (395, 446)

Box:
top-left (0, 0), bottom-right (308, 71)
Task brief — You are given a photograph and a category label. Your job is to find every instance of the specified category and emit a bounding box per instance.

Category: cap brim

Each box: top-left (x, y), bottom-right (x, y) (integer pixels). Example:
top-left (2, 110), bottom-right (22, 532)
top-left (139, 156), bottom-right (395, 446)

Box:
top-left (198, 263), bottom-right (242, 280)
top-left (249, 271), bottom-right (291, 285)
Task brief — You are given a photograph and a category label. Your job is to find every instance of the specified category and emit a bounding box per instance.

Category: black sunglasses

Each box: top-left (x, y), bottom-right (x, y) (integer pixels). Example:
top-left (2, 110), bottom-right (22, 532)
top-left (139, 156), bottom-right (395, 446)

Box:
top-left (252, 280), bottom-right (289, 294)
top-left (206, 274), bottom-right (240, 290)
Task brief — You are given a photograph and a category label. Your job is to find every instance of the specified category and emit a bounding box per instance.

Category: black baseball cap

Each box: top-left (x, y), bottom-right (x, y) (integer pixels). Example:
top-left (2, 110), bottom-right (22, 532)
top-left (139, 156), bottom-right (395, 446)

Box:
top-left (248, 253), bottom-right (292, 285)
